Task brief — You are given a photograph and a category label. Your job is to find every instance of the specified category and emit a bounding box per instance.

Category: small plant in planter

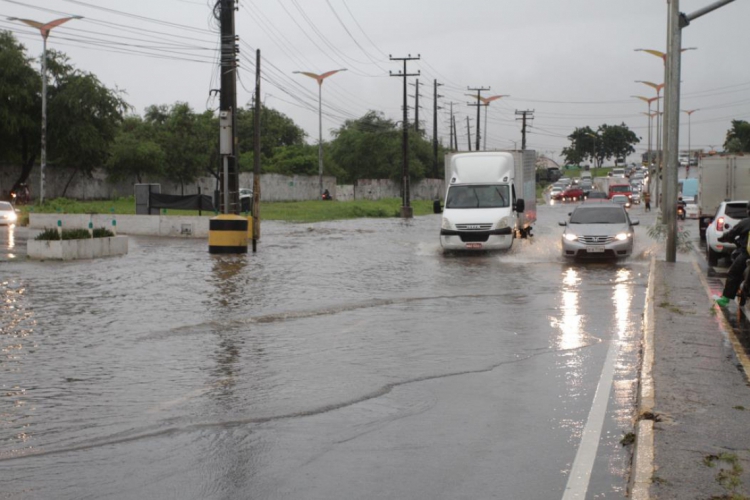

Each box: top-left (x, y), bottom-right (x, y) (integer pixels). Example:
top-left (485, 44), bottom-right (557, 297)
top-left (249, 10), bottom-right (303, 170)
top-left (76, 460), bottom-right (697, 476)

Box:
top-left (35, 227), bottom-right (115, 241)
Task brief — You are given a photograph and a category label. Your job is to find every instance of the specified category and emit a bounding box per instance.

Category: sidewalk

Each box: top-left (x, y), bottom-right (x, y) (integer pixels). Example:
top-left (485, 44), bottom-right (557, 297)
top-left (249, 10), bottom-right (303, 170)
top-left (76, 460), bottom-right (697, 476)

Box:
top-left (633, 258), bottom-right (750, 499)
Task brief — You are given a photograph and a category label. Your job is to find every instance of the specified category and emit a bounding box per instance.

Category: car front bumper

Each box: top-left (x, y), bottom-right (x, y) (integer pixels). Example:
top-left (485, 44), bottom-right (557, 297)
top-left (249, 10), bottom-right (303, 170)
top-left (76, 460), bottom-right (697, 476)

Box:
top-left (561, 238), bottom-right (633, 259)
top-left (440, 228), bottom-right (513, 251)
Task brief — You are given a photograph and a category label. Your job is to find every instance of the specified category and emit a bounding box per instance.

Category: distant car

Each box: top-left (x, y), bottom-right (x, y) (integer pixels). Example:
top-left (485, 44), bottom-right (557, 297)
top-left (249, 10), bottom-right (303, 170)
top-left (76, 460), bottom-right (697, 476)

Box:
top-left (0, 201), bottom-right (18, 225)
top-left (611, 194), bottom-right (631, 209)
top-left (705, 200), bottom-right (749, 265)
top-left (558, 177), bottom-right (572, 187)
top-left (549, 187), bottom-right (564, 200)
top-left (239, 188), bottom-right (253, 212)
top-left (558, 186), bottom-right (585, 201)
top-left (559, 203), bottom-right (640, 259)
top-left (584, 191), bottom-right (609, 202)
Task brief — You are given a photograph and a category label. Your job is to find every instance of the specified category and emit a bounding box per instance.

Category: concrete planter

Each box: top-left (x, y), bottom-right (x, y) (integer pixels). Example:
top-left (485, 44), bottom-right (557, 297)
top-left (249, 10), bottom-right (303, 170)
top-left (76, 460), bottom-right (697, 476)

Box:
top-left (27, 235), bottom-right (128, 261)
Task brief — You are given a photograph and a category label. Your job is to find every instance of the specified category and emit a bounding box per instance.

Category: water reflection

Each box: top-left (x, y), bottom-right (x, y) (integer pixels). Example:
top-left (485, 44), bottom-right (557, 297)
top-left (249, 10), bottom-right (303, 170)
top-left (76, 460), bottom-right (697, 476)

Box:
top-left (613, 269), bottom-right (632, 338)
top-left (556, 267), bottom-right (584, 351)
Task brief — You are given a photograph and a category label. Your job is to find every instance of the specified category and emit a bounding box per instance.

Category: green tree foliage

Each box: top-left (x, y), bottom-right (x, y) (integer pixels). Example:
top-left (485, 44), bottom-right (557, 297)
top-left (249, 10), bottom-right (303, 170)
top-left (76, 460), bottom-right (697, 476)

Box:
top-left (0, 31), bottom-right (41, 193)
top-left (143, 103), bottom-right (216, 193)
top-left (329, 111), bottom-right (438, 184)
top-left (724, 120), bottom-right (750, 153)
top-left (105, 116), bottom-right (166, 183)
top-left (46, 53), bottom-right (129, 195)
top-left (563, 123), bottom-right (639, 168)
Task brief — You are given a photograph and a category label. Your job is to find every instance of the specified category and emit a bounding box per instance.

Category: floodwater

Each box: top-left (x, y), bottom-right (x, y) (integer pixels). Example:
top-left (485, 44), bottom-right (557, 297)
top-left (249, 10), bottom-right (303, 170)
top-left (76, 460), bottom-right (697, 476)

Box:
top-left (1, 203), bottom-right (659, 499)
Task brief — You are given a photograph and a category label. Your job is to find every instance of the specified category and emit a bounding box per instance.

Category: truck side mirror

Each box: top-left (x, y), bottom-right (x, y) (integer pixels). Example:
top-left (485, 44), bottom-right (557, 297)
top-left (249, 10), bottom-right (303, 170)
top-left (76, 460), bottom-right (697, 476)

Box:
top-left (515, 199), bottom-right (525, 213)
top-left (433, 200), bottom-right (442, 214)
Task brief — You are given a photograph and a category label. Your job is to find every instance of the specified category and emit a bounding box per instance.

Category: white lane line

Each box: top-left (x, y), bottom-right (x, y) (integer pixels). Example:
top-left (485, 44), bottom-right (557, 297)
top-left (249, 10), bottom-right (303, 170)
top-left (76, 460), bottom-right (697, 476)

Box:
top-left (561, 338), bottom-right (619, 500)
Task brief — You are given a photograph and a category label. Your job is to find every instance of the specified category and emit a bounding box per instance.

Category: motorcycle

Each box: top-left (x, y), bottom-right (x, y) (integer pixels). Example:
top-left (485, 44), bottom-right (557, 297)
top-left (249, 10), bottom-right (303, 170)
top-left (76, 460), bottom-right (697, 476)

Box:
top-left (677, 204), bottom-right (686, 220)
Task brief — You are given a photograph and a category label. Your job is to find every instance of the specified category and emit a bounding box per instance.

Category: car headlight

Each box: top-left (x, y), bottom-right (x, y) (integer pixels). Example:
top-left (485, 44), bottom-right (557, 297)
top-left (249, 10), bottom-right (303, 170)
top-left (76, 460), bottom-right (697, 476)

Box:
top-left (564, 233), bottom-right (578, 241)
top-left (441, 217), bottom-right (453, 230)
top-left (496, 216), bottom-right (512, 229)
top-left (615, 232), bottom-right (631, 241)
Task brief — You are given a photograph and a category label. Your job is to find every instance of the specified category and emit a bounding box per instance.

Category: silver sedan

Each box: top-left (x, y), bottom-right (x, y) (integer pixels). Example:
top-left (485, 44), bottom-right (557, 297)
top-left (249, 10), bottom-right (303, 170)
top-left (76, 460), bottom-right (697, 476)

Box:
top-left (559, 203), bottom-right (639, 259)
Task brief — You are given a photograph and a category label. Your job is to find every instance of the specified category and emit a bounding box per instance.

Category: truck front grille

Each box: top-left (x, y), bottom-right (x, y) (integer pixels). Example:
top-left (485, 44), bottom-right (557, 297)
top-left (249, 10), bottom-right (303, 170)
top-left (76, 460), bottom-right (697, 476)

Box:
top-left (455, 223), bottom-right (493, 231)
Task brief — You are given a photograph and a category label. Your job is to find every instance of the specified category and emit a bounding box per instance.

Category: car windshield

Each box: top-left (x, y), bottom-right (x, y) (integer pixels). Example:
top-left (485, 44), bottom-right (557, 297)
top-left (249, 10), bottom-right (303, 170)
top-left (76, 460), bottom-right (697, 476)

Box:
top-left (0, 202), bottom-right (12, 210)
top-left (446, 185), bottom-right (510, 209)
top-left (570, 207), bottom-right (627, 224)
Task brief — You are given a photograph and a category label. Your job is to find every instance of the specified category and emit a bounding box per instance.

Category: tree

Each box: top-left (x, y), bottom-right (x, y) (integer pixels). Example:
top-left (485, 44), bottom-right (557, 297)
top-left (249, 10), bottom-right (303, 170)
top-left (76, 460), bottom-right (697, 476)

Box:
top-left (724, 120), bottom-right (750, 153)
top-left (600, 123), bottom-right (639, 163)
top-left (0, 31), bottom-right (41, 196)
top-left (46, 54), bottom-right (130, 195)
top-left (105, 116), bottom-right (166, 183)
top-left (143, 103), bottom-right (216, 193)
top-left (236, 104), bottom-right (306, 170)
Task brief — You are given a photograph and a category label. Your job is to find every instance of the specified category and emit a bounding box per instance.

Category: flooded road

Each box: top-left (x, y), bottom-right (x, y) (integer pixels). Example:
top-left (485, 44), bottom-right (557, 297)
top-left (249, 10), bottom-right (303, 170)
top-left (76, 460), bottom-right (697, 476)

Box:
top-left (1, 203), bottom-right (658, 499)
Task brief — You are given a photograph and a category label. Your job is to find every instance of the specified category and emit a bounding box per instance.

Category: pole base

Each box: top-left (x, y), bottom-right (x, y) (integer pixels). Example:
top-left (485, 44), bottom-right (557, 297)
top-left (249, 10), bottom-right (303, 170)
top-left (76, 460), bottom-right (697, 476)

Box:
top-left (400, 206), bottom-right (413, 219)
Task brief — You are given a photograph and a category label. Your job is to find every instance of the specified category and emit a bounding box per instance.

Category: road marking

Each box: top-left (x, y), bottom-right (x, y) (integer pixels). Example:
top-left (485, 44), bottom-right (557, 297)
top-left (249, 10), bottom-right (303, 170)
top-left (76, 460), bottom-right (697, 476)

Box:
top-left (561, 334), bottom-right (619, 499)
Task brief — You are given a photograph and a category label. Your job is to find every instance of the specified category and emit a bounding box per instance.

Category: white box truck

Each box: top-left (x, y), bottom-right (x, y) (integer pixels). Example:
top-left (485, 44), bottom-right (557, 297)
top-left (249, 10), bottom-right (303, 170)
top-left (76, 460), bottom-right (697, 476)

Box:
top-left (436, 151), bottom-right (536, 251)
top-left (697, 156), bottom-right (750, 240)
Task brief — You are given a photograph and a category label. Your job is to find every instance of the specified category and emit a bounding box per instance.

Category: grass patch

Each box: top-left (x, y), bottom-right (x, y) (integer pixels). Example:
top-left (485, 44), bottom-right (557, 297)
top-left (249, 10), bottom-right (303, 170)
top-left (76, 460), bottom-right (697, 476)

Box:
top-left (735, 406), bottom-right (746, 411)
top-left (658, 301), bottom-right (685, 315)
top-left (21, 197), bottom-right (438, 223)
top-left (704, 453), bottom-right (749, 499)
top-left (34, 227), bottom-right (117, 241)
top-left (620, 432), bottom-right (636, 446)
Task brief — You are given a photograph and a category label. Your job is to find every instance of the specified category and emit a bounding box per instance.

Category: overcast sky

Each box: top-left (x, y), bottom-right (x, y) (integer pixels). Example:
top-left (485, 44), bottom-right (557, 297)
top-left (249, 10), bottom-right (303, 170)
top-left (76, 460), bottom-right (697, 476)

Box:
top-left (2, 0), bottom-right (748, 165)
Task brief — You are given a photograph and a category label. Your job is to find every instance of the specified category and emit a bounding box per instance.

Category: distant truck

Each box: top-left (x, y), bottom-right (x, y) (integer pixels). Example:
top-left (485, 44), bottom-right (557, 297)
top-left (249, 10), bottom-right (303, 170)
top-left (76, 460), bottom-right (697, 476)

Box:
top-left (697, 156), bottom-right (750, 240)
top-left (608, 183), bottom-right (633, 201)
top-left (436, 151), bottom-right (536, 251)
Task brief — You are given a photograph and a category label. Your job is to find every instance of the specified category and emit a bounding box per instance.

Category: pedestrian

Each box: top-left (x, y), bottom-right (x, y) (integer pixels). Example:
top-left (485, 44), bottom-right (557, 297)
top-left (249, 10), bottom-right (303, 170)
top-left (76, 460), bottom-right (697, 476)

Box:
top-left (714, 203), bottom-right (750, 307)
top-left (643, 191), bottom-right (651, 212)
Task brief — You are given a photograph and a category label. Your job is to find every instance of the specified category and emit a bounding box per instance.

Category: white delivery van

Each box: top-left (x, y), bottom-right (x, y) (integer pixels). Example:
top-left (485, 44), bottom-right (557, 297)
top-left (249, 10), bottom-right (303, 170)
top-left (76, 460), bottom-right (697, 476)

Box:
top-left (436, 151), bottom-right (535, 251)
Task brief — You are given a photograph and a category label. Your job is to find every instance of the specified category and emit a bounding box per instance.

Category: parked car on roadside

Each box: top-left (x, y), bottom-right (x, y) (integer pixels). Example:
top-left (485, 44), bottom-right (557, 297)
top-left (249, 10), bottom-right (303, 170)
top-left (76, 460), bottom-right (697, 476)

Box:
top-left (705, 200), bottom-right (749, 265)
top-left (559, 203), bottom-right (639, 259)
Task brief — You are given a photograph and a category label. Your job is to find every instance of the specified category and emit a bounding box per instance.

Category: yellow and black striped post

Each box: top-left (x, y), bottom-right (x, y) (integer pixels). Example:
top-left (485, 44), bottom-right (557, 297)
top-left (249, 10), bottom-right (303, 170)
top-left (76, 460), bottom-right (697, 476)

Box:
top-left (208, 214), bottom-right (248, 254)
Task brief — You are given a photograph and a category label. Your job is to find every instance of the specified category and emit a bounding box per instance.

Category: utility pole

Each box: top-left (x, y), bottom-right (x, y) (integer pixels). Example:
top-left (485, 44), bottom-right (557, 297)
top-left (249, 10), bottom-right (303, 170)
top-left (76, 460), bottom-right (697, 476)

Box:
top-left (468, 87), bottom-right (490, 151)
top-left (219, 0), bottom-right (240, 214)
top-left (390, 54), bottom-right (420, 219)
top-left (452, 113), bottom-right (458, 151)
top-left (466, 117), bottom-right (472, 152)
top-left (409, 79), bottom-right (423, 134)
top-left (252, 49), bottom-right (261, 252)
top-left (515, 110), bottom-right (535, 150)
top-left (433, 79), bottom-right (443, 178)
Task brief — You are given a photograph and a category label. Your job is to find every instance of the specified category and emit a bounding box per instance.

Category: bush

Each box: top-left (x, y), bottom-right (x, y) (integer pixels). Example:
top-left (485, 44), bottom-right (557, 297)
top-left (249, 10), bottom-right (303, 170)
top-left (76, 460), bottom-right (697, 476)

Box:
top-left (34, 227), bottom-right (116, 241)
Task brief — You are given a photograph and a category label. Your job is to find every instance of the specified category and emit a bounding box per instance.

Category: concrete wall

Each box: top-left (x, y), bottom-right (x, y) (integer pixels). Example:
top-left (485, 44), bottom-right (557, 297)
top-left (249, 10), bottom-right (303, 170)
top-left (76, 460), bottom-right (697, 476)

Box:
top-left (2, 165), bottom-right (445, 203)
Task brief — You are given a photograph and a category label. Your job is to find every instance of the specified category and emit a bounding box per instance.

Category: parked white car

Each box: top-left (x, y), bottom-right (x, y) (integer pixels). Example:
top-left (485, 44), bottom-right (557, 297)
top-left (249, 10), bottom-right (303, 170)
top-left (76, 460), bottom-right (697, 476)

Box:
top-left (705, 200), bottom-right (748, 265)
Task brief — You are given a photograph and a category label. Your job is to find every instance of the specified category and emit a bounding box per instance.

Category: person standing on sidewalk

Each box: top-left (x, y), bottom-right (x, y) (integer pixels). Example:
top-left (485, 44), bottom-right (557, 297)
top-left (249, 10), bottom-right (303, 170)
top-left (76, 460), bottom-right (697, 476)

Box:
top-left (643, 191), bottom-right (651, 212)
top-left (714, 203), bottom-right (750, 307)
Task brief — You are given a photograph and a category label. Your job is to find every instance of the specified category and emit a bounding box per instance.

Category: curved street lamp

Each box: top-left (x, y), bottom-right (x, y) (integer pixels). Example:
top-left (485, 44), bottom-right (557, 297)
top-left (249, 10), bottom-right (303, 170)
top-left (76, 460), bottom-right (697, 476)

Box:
top-left (293, 69), bottom-right (347, 197)
top-left (682, 109), bottom-right (700, 176)
top-left (634, 47), bottom-right (697, 64)
top-left (7, 15), bottom-right (83, 204)
top-left (636, 81), bottom-right (665, 207)
top-left (466, 94), bottom-right (509, 150)
top-left (632, 95), bottom-right (661, 169)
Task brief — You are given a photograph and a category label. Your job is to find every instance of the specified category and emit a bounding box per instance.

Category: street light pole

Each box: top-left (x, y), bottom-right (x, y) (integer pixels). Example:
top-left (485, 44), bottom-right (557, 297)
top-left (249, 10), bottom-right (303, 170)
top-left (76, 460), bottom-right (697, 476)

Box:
top-left (7, 16), bottom-right (82, 204)
top-left (683, 109), bottom-right (699, 176)
top-left (636, 82), bottom-right (665, 208)
top-left (293, 69), bottom-right (347, 198)
top-left (481, 95), bottom-right (508, 151)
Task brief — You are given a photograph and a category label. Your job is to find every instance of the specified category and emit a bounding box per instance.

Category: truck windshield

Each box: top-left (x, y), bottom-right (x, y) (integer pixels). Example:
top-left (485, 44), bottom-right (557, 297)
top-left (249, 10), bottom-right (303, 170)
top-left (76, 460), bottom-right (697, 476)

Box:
top-left (446, 185), bottom-right (510, 209)
top-left (610, 185), bottom-right (631, 193)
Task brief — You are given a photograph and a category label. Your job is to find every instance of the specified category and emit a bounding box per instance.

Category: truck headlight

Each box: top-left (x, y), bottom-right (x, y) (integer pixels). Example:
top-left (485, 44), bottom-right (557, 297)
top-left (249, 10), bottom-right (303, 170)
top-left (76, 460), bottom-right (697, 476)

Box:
top-left (564, 233), bottom-right (578, 241)
top-left (615, 232), bottom-right (631, 241)
top-left (441, 217), bottom-right (453, 230)
top-left (496, 216), bottom-right (512, 229)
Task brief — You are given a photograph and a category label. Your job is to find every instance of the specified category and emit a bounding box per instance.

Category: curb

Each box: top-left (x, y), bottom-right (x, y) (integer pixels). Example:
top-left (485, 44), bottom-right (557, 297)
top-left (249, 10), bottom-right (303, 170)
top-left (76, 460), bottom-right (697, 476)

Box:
top-left (630, 256), bottom-right (656, 499)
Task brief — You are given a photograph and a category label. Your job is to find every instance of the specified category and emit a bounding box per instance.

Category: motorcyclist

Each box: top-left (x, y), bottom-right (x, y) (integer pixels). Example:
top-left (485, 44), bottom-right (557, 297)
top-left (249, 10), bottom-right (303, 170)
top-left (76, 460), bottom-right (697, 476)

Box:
top-left (714, 203), bottom-right (750, 307)
top-left (677, 197), bottom-right (686, 219)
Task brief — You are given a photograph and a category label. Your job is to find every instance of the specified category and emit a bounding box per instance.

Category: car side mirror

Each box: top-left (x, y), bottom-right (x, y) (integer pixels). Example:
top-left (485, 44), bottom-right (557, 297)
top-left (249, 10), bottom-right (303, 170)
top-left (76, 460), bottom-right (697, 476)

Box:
top-left (558, 221), bottom-right (567, 226)
top-left (433, 200), bottom-right (442, 214)
top-left (631, 218), bottom-right (640, 226)
top-left (515, 199), bottom-right (525, 213)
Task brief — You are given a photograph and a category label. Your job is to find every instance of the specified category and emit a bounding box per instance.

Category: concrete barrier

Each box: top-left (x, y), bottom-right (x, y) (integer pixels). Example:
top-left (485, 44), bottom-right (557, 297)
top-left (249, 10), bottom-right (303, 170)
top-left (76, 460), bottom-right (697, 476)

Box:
top-left (29, 214), bottom-right (211, 238)
top-left (27, 235), bottom-right (128, 260)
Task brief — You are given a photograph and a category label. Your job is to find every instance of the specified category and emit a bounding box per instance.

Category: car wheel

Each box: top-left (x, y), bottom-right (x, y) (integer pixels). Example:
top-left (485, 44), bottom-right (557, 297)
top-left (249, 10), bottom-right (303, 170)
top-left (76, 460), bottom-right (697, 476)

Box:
top-left (707, 246), bottom-right (720, 266)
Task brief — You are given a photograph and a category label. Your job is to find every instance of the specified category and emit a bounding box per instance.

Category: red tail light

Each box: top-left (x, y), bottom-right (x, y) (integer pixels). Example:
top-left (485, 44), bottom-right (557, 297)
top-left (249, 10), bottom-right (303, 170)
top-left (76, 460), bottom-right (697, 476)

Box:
top-left (716, 217), bottom-right (725, 231)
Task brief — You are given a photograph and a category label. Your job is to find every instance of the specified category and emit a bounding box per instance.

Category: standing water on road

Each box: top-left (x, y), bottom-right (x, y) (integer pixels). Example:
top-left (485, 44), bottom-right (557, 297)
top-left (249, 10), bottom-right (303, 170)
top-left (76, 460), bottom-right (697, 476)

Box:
top-left (1, 203), bottom-right (657, 499)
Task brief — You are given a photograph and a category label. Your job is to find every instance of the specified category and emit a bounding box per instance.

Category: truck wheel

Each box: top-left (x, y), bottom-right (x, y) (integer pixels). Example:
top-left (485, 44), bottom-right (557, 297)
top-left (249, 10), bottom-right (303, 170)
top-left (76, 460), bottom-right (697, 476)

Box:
top-left (707, 246), bottom-right (719, 266)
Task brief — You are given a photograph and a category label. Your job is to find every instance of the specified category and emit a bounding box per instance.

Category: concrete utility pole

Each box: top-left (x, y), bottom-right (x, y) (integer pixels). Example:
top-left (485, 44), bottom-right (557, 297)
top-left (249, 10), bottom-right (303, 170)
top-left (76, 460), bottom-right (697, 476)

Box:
top-left (252, 49), bottom-right (261, 252)
top-left (466, 117), bottom-right (473, 151)
top-left (515, 110), bottom-right (535, 150)
top-left (452, 112), bottom-right (458, 151)
top-left (433, 80), bottom-right (443, 178)
top-left (663, 0), bottom-right (735, 262)
top-left (219, 0), bottom-right (239, 214)
top-left (390, 54), bottom-right (420, 219)
top-left (409, 79), bottom-right (423, 134)
top-left (467, 87), bottom-right (490, 151)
